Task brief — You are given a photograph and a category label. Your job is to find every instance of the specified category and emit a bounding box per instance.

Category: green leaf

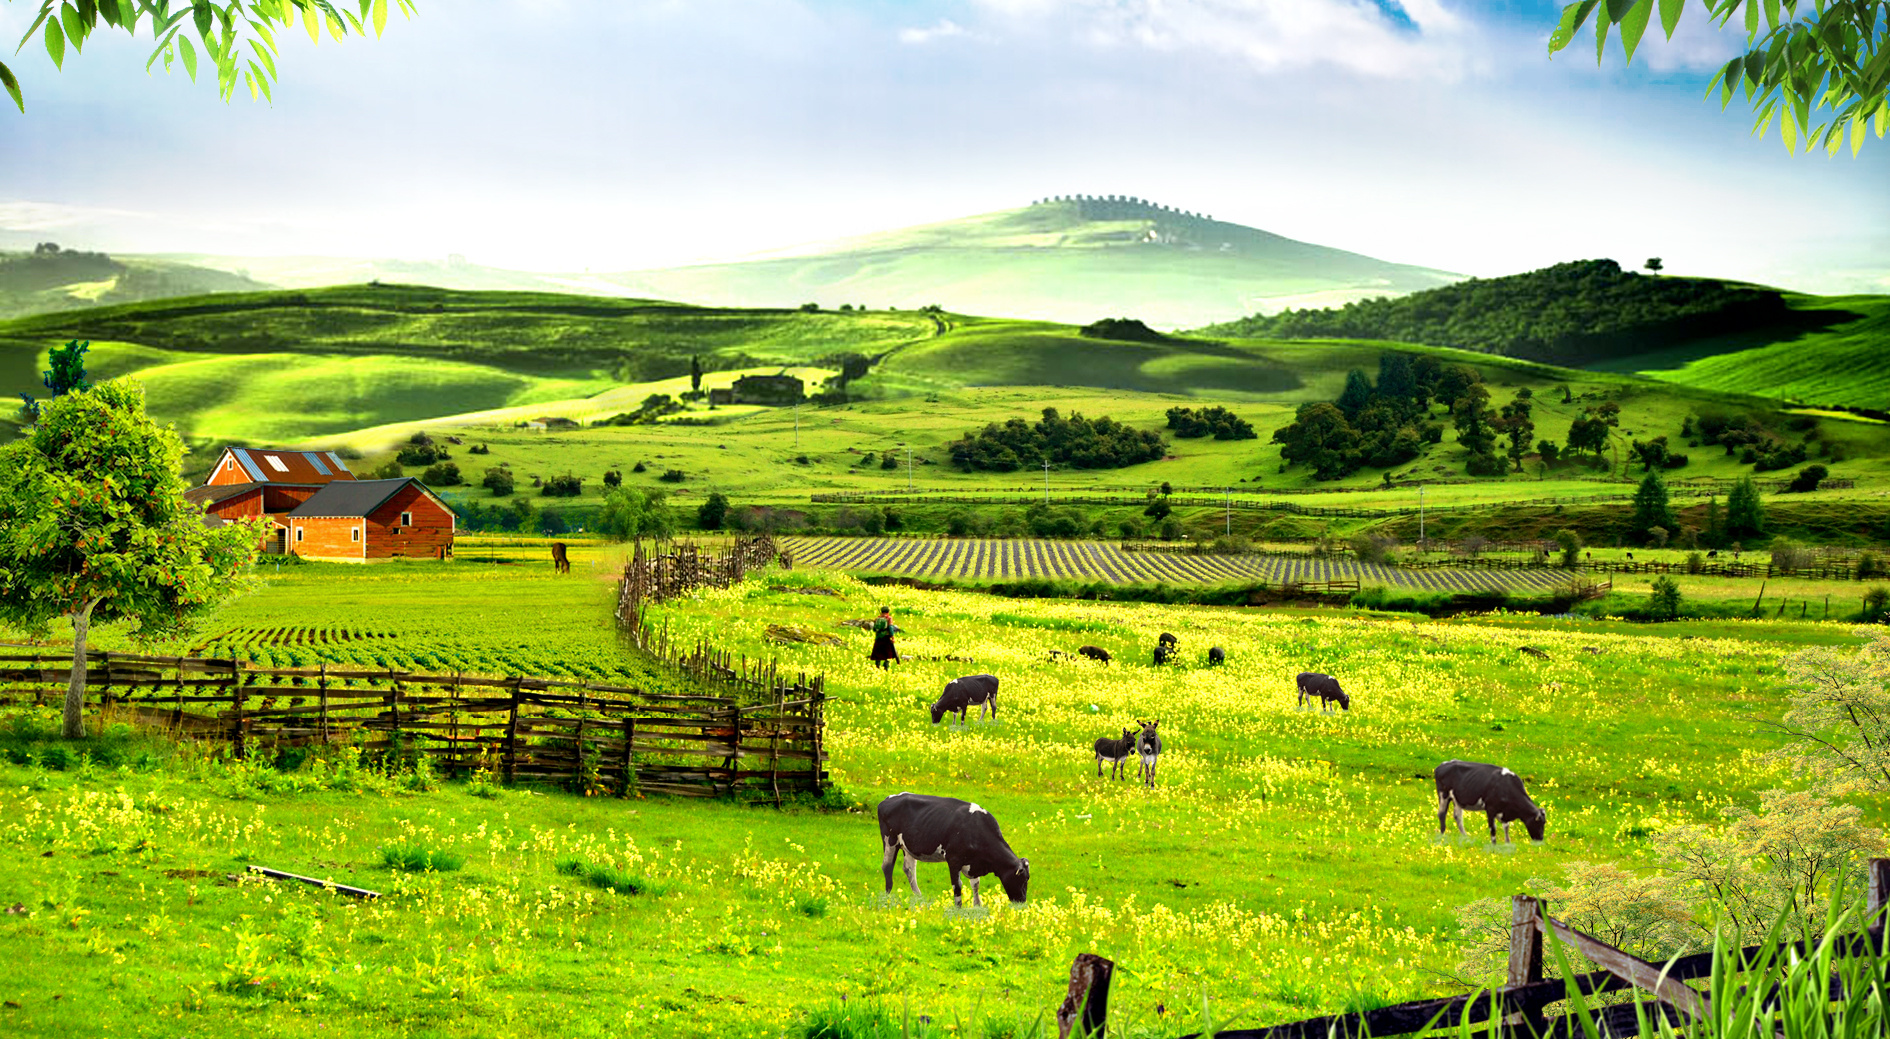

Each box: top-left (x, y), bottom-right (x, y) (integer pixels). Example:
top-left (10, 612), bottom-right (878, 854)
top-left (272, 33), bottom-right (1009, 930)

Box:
top-left (0, 60), bottom-right (22, 113)
top-left (1619, 0), bottom-right (1653, 63)
top-left (60, 2), bottom-right (84, 53)
top-left (1595, 8), bottom-right (1611, 62)
top-left (1781, 106), bottom-right (1799, 151)
top-left (1549, 0), bottom-right (1599, 55)
top-left (192, 0), bottom-right (212, 38)
top-left (1762, 0), bottom-right (1780, 32)
top-left (178, 35), bottom-right (197, 81)
top-left (1744, 0), bottom-right (1759, 37)
top-left (44, 18), bottom-right (66, 71)
top-left (372, 0), bottom-right (387, 37)
top-left (1658, 0), bottom-right (1684, 37)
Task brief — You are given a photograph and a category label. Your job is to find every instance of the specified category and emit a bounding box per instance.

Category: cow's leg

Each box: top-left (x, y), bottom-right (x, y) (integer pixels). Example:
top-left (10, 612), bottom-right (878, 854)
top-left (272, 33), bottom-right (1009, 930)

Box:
top-left (1487, 813), bottom-right (1498, 843)
top-left (904, 851), bottom-right (922, 898)
top-left (949, 862), bottom-right (965, 907)
top-left (963, 868), bottom-right (982, 908)
top-left (882, 836), bottom-right (900, 894)
top-left (1501, 819), bottom-right (1512, 844)
top-left (1453, 801), bottom-right (1466, 838)
top-left (1096, 752), bottom-right (1104, 777)
top-left (1437, 791), bottom-right (1448, 835)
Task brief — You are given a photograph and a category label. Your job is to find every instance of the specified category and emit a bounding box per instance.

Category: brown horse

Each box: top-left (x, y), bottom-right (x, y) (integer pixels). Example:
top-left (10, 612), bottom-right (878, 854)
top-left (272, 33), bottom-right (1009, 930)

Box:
top-left (551, 541), bottom-right (570, 573)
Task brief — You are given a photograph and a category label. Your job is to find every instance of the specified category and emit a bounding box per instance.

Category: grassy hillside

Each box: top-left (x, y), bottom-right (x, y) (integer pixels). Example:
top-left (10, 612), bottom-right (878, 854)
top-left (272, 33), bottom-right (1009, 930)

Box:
top-left (597, 198), bottom-right (1460, 329)
top-left (0, 245), bottom-right (271, 322)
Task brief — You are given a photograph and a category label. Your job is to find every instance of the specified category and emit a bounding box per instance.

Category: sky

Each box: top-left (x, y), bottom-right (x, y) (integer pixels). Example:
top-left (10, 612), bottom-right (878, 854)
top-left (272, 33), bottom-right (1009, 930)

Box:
top-left (0, 0), bottom-right (1885, 294)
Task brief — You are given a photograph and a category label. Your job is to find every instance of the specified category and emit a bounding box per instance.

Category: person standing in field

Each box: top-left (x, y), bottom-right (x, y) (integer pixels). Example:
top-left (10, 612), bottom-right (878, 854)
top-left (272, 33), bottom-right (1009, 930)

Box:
top-left (870, 606), bottom-right (900, 670)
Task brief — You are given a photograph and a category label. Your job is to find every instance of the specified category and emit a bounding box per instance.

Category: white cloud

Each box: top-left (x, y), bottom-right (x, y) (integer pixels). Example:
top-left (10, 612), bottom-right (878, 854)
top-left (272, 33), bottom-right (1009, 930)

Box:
top-left (973, 0), bottom-right (1486, 81)
top-left (899, 18), bottom-right (971, 45)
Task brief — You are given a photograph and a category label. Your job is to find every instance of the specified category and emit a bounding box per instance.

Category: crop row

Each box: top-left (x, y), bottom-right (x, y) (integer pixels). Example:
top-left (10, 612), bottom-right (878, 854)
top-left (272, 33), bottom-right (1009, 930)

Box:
top-left (779, 536), bottom-right (1573, 591)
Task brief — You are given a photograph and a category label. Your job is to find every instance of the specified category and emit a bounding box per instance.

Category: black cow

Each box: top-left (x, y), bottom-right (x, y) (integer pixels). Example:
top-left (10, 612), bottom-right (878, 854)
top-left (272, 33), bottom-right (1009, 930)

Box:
top-left (1158, 632), bottom-right (1178, 648)
top-left (1296, 672), bottom-right (1349, 712)
top-left (1136, 718), bottom-right (1162, 787)
top-left (1093, 728), bottom-right (1136, 779)
top-left (1152, 644), bottom-right (1176, 666)
top-left (930, 674), bottom-right (999, 724)
top-left (1077, 645), bottom-right (1112, 665)
top-left (1207, 646), bottom-right (1225, 666)
top-left (1434, 759), bottom-right (1546, 844)
top-left (877, 793), bottom-right (1030, 906)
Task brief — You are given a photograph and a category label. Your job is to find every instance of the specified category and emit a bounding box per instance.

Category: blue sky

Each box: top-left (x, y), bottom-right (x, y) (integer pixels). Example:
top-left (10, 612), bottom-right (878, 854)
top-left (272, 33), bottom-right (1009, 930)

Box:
top-left (0, 0), bottom-right (1884, 293)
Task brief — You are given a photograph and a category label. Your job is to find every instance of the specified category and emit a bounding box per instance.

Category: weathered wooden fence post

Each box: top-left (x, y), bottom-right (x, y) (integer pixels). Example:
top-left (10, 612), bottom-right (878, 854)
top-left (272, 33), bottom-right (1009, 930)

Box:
top-left (504, 677), bottom-right (522, 785)
top-left (620, 715), bottom-right (636, 797)
top-left (1504, 896), bottom-right (1545, 1038)
top-left (1056, 953), bottom-right (1113, 1039)
top-left (229, 658), bottom-right (246, 759)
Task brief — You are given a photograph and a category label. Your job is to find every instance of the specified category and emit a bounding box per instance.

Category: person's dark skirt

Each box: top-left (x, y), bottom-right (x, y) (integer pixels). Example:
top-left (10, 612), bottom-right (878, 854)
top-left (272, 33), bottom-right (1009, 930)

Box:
top-left (869, 634), bottom-right (898, 662)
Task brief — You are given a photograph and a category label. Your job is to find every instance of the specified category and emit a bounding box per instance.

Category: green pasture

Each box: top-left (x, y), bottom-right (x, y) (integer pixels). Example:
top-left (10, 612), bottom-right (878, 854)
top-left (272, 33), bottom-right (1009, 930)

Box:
top-left (1, 557), bottom-right (1882, 1038)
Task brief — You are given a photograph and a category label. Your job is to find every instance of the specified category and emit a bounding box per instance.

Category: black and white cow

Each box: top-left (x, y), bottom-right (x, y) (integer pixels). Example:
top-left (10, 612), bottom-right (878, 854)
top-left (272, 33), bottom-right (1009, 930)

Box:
top-left (1296, 672), bottom-right (1349, 712)
top-left (1207, 646), bottom-right (1225, 667)
top-left (1094, 728), bottom-right (1136, 779)
top-left (1433, 759), bottom-right (1546, 844)
top-left (877, 792), bottom-right (1031, 906)
top-left (1077, 645), bottom-right (1112, 665)
top-left (1136, 718), bottom-right (1162, 787)
top-left (930, 674), bottom-right (999, 724)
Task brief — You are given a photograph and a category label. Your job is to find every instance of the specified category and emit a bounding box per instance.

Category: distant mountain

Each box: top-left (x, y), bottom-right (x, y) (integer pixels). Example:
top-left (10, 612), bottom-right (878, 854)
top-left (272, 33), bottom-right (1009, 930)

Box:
top-left (593, 197), bottom-right (1461, 328)
top-left (0, 244), bottom-right (271, 321)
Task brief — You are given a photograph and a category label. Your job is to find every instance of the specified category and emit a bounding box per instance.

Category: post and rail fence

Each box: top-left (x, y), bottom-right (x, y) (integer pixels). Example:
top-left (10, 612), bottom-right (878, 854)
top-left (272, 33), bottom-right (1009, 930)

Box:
top-left (1051, 857), bottom-right (1889, 1039)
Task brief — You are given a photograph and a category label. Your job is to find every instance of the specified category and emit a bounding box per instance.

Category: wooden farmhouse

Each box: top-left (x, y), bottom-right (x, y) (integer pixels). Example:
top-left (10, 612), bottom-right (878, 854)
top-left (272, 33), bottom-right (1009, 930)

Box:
top-left (186, 447), bottom-right (455, 562)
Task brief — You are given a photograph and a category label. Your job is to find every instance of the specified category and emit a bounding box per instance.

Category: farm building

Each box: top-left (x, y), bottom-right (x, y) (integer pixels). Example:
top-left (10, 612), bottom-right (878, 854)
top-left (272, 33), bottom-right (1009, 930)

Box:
top-left (731, 374), bottom-right (804, 405)
top-left (186, 448), bottom-right (455, 561)
top-left (284, 479), bottom-right (457, 563)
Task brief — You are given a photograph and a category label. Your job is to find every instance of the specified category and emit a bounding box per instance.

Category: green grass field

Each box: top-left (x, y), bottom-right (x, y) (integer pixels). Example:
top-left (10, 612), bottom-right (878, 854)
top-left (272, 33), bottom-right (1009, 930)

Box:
top-left (1, 557), bottom-right (1881, 1038)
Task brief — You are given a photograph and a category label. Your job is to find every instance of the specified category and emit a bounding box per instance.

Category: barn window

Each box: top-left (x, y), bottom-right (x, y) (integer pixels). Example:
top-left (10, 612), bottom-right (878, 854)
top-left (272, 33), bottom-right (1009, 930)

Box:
top-left (400, 511), bottom-right (412, 527)
top-left (352, 526), bottom-right (361, 542)
top-left (295, 528), bottom-right (304, 542)
top-left (266, 456), bottom-right (290, 473)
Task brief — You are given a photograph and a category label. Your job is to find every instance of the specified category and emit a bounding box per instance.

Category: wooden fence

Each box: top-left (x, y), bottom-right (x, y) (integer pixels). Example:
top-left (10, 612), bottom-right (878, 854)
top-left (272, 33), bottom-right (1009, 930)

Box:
top-left (0, 646), bottom-right (824, 801)
top-left (1050, 858), bottom-right (1889, 1039)
top-left (615, 533), bottom-right (786, 636)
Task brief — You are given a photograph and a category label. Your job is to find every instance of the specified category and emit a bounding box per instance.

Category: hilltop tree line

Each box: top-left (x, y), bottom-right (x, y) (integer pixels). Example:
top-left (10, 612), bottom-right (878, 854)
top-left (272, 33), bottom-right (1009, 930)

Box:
top-left (1165, 405), bottom-right (1255, 441)
top-left (1208, 260), bottom-right (1788, 366)
top-left (951, 408), bottom-right (1167, 472)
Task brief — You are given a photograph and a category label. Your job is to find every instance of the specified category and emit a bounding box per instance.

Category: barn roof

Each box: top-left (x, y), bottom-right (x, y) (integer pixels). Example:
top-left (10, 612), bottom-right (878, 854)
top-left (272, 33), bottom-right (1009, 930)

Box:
top-left (185, 482), bottom-right (270, 506)
top-left (286, 478), bottom-right (454, 520)
top-left (213, 448), bottom-right (356, 485)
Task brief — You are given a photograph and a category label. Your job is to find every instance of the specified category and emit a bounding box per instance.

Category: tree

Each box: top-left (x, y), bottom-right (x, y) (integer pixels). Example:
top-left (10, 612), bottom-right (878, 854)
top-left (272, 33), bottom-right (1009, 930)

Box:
top-left (1645, 257), bottom-right (1664, 274)
top-left (690, 354), bottom-right (703, 393)
top-left (1727, 476), bottom-right (1767, 539)
top-left (697, 491), bottom-right (730, 531)
top-left (1499, 397), bottom-right (1535, 472)
top-left (1335, 369), bottom-right (1375, 418)
top-left (1567, 414), bottom-right (1612, 463)
top-left (482, 466), bottom-right (514, 497)
top-left (1552, 0), bottom-right (1890, 157)
top-left (0, 382), bottom-right (261, 738)
top-left (1538, 439), bottom-right (1562, 468)
top-left (1789, 464), bottom-right (1829, 492)
top-left (1630, 471), bottom-right (1677, 540)
top-left (599, 487), bottom-right (677, 543)
top-left (421, 460), bottom-right (460, 486)
top-left (603, 469), bottom-right (623, 489)
top-left (1647, 575), bottom-right (1683, 620)
top-left (2, 0), bottom-right (415, 114)
top-left (1770, 628), bottom-right (1890, 793)
top-left (1553, 528), bottom-right (1583, 568)
top-left (1274, 402), bottom-right (1363, 480)
top-left (1703, 496), bottom-right (1725, 546)
top-left (18, 339), bottom-right (89, 421)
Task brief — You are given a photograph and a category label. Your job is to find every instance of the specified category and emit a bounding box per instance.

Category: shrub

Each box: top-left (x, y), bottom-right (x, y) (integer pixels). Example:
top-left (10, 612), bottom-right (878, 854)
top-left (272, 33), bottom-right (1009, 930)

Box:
top-left (1685, 551), bottom-right (1704, 574)
top-left (370, 460), bottom-right (403, 480)
top-left (1789, 464), bottom-right (1829, 493)
top-left (482, 467), bottom-right (515, 497)
top-left (1864, 587), bottom-right (1889, 623)
top-left (554, 856), bottom-right (665, 895)
top-left (381, 843), bottom-right (464, 873)
top-left (421, 461), bottom-right (461, 486)
top-left (1646, 576), bottom-right (1683, 621)
top-left (541, 473), bottom-right (583, 497)
top-left (1159, 518), bottom-right (1182, 540)
top-left (397, 442), bottom-right (441, 467)
top-left (698, 491), bottom-right (730, 530)
top-left (1553, 528), bottom-right (1582, 568)
top-left (631, 461), bottom-right (647, 473)
top-left (1857, 552), bottom-right (1883, 581)
top-left (1350, 534), bottom-right (1390, 565)
top-left (1771, 540), bottom-right (1815, 573)
top-left (1117, 516), bottom-right (1145, 539)
top-left (658, 469), bottom-right (686, 483)
top-left (603, 470), bottom-right (623, 489)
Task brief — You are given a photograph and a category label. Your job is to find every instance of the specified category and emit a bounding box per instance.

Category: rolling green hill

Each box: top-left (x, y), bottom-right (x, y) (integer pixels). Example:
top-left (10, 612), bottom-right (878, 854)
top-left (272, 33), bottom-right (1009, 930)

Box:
top-left (0, 244), bottom-right (271, 321)
top-left (594, 197), bottom-right (1461, 329)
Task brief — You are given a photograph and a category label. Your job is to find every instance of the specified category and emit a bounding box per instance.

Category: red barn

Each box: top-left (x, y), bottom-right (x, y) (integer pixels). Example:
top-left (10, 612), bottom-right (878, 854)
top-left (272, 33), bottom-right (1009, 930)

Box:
top-left (285, 479), bottom-right (458, 563)
top-left (186, 447), bottom-right (455, 561)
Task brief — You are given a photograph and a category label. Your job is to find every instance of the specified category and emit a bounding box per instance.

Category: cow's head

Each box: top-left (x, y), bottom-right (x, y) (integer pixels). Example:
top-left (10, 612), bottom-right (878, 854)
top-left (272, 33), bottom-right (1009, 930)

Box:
top-left (1336, 691), bottom-right (1352, 712)
top-left (1524, 806), bottom-right (1547, 843)
top-left (1000, 857), bottom-right (1030, 904)
top-left (929, 700), bottom-right (946, 725)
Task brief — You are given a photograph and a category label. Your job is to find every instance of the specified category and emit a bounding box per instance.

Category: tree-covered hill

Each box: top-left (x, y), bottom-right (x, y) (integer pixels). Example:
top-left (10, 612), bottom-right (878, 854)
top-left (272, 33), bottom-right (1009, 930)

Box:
top-left (0, 244), bottom-right (270, 321)
top-left (1202, 260), bottom-right (1818, 367)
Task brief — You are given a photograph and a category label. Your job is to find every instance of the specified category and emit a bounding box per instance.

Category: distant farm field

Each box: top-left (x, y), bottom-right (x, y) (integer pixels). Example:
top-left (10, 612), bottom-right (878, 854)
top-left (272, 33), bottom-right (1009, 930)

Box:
top-left (780, 536), bottom-right (1585, 592)
top-left (2, 559), bottom-right (1879, 1038)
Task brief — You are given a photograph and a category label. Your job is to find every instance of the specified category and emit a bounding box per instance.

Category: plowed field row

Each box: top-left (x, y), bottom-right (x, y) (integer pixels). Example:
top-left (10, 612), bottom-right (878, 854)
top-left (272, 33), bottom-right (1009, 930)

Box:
top-left (779, 537), bottom-right (1572, 591)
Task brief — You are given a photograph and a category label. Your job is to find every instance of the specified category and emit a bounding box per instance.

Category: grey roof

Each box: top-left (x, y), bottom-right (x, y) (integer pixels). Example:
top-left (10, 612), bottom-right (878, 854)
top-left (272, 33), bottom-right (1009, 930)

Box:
top-left (285, 478), bottom-right (447, 519)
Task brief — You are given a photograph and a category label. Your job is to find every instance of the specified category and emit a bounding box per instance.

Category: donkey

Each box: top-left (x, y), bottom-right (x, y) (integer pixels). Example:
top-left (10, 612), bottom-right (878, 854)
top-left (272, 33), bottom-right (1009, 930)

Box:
top-left (551, 541), bottom-right (571, 574)
top-left (1136, 719), bottom-right (1163, 788)
top-left (1093, 728), bottom-right (1136, 779)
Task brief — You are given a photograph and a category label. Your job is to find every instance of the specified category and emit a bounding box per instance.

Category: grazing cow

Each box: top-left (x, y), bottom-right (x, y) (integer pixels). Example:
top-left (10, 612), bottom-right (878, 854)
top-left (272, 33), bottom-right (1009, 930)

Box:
top-left (1152, 644), bottom-right (1176, 666)
top-left (1207, 646), bottom-right (1225, 667)
top-left (1094, 728), bottom-right (1136, 779)
top-left (551, 541), bottom-right (570, 574)
top-left (1707, 549), bottom-right (1719, 558)
top-left (1434, 759), bottom-right (1546, 844)
top-left (1077, 645), bottom-right (1112, 665)
top-left (877, 793), bottom-right (1030, 906)
top-left (1518, 646), bottom-right (1550, 660)
top-left (1158, 632), bottom-right (1178, 648)
top-left (1296, 672), bottom-right (1350, 712)
top-left (930, 674), bottom-right (999, 724)
top-left (1625, 552), bottom-right (1635, 560)
top-left (1136, 719), bottom-right (1162, 787)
